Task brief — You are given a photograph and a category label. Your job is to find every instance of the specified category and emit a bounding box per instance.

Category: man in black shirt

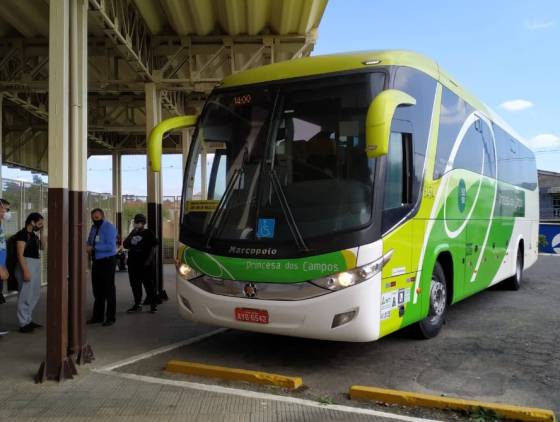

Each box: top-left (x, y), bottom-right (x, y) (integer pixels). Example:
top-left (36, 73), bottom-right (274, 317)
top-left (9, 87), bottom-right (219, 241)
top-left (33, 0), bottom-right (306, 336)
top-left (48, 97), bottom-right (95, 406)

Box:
top-left (123, 214), bottom-right (158, 313)
top-left (15, 213), bottom-right (45, 333)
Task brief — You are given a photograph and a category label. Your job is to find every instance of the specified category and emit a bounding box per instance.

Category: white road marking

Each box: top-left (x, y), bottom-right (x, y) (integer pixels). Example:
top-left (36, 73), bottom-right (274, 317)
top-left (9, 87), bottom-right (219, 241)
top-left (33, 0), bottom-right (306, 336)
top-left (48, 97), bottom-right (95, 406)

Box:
top-left (93, 328), bottom-right (227, 371)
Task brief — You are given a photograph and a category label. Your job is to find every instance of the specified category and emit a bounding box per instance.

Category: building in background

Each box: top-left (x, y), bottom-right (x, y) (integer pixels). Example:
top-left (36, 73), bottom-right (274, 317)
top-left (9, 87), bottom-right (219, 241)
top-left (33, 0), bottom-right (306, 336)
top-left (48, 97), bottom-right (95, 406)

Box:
top-left (538, 170), bottom-right (560, 254)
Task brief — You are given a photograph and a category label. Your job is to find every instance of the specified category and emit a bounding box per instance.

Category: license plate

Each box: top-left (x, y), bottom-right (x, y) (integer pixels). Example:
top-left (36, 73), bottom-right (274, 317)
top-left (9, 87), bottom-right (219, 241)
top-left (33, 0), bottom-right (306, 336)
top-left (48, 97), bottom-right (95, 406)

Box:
top-left (235, 308), bottom-right (269, 324)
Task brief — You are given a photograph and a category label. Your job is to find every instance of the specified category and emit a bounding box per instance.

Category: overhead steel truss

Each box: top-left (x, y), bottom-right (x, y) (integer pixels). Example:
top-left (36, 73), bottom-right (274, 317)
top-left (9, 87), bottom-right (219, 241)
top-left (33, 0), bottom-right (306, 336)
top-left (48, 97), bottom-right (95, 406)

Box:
top-left (0, 1), bottom-right (318, 158)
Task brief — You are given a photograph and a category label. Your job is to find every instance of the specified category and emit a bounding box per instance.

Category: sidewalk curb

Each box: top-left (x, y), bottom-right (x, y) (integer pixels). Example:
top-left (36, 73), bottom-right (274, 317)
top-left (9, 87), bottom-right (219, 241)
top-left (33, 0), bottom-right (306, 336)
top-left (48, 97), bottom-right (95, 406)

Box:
top-left (349, 386), bottom-right (556, 422)
top-left (166, 359), bottom-right (303, 390)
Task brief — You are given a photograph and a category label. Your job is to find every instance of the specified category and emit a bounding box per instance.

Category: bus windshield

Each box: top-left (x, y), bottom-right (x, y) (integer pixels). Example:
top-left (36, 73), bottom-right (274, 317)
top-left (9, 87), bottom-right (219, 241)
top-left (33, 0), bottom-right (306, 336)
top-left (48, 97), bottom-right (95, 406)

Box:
top-left (182, 72), bottom-right (385, 248)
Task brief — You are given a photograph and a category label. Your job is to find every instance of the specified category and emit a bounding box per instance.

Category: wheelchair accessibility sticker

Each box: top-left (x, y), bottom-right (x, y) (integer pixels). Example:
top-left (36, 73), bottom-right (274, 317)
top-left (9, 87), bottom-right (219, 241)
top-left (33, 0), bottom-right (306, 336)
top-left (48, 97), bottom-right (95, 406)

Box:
top-left (256, 218), bottom-right (276, 239)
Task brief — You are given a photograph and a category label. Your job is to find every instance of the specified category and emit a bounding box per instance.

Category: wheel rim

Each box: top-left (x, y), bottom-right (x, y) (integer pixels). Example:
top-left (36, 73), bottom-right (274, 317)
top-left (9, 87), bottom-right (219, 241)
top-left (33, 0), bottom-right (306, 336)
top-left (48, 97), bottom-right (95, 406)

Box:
top-left (428, 277), bottom-right (447, 323)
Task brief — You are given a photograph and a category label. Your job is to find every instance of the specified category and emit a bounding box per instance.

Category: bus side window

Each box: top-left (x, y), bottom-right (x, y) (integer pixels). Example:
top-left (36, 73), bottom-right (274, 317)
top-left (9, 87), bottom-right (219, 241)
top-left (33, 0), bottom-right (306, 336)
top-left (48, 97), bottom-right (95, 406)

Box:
top-left (382, 132), bottom-right (413, 232)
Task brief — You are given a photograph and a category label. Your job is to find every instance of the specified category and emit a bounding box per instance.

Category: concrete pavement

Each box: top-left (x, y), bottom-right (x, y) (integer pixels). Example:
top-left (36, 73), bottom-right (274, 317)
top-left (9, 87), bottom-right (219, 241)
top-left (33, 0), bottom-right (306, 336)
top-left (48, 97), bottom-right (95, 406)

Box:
top-left (0, 265), bottom-right (436, 421)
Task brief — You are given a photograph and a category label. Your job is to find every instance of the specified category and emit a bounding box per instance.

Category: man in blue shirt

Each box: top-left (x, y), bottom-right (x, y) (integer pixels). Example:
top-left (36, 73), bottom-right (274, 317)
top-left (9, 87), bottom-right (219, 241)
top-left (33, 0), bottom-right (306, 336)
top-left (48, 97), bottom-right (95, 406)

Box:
top-left (87, 208), bottom-right (117, 326)
top-left (0, 198), bottom-right (11, 337)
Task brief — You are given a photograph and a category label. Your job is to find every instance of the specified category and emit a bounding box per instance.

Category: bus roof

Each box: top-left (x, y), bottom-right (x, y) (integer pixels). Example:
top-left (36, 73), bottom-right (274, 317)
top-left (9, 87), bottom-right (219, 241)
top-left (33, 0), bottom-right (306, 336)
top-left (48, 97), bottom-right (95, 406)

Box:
top-left (221, 50), bottom-right (530, 148)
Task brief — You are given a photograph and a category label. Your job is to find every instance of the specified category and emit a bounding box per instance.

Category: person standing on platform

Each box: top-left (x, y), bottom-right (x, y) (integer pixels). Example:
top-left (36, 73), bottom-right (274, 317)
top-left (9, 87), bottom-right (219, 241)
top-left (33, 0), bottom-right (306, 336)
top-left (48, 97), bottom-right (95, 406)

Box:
top-left (0, 198), bottom-right (11, 337)
top-left (86, 208), bottom-right (117, 326)
top-left (123, 213), bottom-right (158, 314)
top-left (14, 213), bottom-right (45, 333)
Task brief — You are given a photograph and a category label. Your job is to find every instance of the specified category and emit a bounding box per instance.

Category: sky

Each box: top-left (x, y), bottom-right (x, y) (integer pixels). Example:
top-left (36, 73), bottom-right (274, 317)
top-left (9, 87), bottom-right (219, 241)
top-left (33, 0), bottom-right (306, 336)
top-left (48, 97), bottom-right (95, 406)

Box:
top-left (314, 0), bottom-right (560, 171)
top-left (3, 0), bottom-right (559, 193)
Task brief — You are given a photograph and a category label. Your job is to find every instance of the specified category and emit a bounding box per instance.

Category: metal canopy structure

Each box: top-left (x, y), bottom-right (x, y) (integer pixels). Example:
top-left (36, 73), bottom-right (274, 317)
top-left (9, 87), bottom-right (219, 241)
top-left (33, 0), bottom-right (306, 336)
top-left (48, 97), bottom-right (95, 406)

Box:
top-left (0, 0), bottom-right (327, 171)
top-left (0, 0), bottom-right (328, 382)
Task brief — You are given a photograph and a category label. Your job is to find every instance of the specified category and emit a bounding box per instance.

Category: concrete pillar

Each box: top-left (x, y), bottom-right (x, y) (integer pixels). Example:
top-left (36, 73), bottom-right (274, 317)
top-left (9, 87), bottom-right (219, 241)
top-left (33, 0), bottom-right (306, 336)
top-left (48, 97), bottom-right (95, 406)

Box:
top-left (68, 0), bottom-right (92, 366)
top-left (112, 152), bottom-right (122, 238)
top-left (36, 0), bottom-right (74, 382)
top-left (145, 83), bottom-right (165, 301)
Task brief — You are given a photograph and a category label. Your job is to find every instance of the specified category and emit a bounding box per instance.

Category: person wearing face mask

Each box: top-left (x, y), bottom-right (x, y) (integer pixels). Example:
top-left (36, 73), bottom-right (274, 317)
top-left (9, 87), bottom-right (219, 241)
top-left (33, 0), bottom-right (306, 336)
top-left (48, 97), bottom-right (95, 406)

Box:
top-left (0, 198), bottom-right (11, 337)
top-left (86, 208), bottom-right (118, 326)
top-left (14, 213), bottom-right (45, 333)
top-left (123, 214), bottom-right (158, 314)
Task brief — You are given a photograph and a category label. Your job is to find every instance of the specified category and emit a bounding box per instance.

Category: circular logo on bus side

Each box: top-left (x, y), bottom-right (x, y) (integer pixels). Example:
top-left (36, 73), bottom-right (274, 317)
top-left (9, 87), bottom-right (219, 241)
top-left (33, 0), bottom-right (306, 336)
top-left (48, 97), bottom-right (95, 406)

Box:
top-left (458, 179), bottom-right (466, 213)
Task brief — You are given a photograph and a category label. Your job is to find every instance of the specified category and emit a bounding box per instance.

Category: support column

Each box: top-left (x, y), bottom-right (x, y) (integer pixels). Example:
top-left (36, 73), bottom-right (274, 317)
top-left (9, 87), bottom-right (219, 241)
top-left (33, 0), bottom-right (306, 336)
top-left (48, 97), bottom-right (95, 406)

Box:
top-left (68, 0), bottom-right (93, 366)
top-left (36, 0), bottom-right (74, 382)
top-left (145, 83), bottom-right (165, 301)
top-left (112, 152), bottom-right (122, 238)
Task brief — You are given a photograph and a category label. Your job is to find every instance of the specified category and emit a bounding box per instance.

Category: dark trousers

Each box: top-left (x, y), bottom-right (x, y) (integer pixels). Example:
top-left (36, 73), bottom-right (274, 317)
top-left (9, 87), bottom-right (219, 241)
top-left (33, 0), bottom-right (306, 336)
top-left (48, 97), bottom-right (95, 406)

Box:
top-left (128, 261), bottom-right (156, 307)
top-left (91, 256), bottom-right (117, 322)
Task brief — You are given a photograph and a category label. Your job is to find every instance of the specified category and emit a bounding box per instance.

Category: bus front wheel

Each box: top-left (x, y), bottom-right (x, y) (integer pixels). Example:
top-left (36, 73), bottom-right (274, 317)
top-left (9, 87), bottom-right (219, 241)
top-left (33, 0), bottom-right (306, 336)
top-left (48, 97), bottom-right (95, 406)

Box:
top-left (413, 262), bottom-right (448, 339)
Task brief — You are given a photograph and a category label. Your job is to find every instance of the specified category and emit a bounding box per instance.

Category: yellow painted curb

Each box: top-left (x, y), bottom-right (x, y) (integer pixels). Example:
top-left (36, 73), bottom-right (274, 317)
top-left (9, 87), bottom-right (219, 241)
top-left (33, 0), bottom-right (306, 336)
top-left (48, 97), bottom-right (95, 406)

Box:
top-left (349, 386), bottom-right (556, 422)
top-left (166, 360), bottom-right (303, 390)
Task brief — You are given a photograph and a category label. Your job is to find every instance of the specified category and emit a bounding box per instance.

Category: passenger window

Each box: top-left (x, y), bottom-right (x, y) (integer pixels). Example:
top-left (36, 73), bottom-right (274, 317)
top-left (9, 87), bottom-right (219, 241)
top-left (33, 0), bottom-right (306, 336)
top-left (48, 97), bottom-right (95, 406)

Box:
top-left (453, 122), bottom-right (484, 174)
top-left (382, 132), bottom-right (412, 231)
top-left (393, 67), bottom-right (437, 204)
top-left (384, 133), bottom-right (403, 209)
top-left (434, 88), bottom-right (474, 179)
top-left (481, 120), bottom-right (496, 178)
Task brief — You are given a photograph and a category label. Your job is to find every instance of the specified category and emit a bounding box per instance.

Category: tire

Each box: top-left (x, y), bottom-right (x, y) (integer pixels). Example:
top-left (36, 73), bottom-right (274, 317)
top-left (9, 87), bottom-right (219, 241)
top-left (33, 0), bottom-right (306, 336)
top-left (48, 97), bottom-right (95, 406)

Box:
top-left (412, 262), bottom-right (448, 339)
top-left (504, 246), bottom-right (523, 291)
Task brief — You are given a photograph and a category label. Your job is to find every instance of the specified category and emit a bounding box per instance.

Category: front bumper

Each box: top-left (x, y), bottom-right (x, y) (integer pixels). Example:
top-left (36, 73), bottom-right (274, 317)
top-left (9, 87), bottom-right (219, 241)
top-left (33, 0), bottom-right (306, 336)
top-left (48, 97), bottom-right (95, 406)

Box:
top-left (175, 273), bottom-right (382, 342)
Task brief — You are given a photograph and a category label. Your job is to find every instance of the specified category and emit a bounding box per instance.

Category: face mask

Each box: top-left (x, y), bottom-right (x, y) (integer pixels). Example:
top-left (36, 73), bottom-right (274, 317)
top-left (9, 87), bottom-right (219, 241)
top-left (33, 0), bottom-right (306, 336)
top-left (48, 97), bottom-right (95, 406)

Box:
top-left (94, 219), bottom-right (104, 227)
top-left (4, 212), bottom-right (12, 222)
top-left (33, 225), bottom-right (42, 232)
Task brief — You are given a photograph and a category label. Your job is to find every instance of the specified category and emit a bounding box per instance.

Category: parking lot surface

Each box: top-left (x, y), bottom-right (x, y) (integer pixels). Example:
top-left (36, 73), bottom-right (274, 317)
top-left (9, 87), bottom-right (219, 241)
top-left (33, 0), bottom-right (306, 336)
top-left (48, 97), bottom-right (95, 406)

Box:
top-left (1, 266), bottom-right (429, 421)
top-left (118, 256), bottom-right (560, 416)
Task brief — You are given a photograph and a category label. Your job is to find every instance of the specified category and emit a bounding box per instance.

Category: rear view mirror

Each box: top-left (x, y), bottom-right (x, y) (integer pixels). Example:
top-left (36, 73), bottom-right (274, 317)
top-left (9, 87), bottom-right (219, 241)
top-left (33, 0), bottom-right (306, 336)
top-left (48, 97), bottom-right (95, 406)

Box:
top-left (365, 89), bottom-right (416, 158)
top-left (148, 115), bottom-right (198, 172)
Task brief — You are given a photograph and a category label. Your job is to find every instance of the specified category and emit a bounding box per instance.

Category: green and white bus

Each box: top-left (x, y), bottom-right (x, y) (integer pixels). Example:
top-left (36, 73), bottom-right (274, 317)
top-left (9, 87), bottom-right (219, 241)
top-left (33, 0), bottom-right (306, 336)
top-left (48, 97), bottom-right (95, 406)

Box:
top-left (148, 51), bottom-right (538, 342)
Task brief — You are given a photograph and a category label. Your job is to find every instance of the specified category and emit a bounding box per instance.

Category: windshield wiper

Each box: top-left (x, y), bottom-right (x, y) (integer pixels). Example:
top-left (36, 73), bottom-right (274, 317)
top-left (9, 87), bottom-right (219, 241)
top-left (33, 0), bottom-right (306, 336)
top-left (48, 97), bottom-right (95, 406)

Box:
top-left (268, 168), bottom-right (309, 252)
top-left (204, 168), bottom-right (243, 248)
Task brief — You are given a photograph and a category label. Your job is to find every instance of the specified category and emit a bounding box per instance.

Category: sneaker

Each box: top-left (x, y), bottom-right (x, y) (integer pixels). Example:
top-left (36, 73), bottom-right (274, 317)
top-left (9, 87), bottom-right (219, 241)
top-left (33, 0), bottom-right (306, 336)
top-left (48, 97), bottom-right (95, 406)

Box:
top-left (126, 305), bottom-right (142, 313)
top-left (102, 320), bottom-right (115, 327)
top-left (149, 306), bottom-right (157, 314)
top-left (29, 321), bottom-right (43, 329)
top-left (19, 324), bottom-right (34, 333)
top-left (0, 293), bottom-right (6, 304)
top-left (86, 319), bottom-right (103, 325)
top-left (0, 329), bottom-right (8, 336)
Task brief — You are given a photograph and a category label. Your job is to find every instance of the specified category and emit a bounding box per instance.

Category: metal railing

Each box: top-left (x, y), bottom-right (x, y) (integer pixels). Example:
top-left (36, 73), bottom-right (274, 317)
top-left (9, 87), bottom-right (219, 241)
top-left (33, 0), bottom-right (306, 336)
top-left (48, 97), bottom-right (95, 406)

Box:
top-left (1, 178), bottom-right (119, 289)
top-left (0, 178), bottom-right (182, 294)
top-left (0, 179), bottom-right (183, 289)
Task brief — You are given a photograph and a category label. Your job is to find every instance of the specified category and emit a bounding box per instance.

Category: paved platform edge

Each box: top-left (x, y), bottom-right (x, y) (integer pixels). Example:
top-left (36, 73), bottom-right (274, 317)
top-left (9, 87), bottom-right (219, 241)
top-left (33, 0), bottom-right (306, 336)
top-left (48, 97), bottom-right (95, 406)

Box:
top-left (349, 385), bottom-right (557, 422)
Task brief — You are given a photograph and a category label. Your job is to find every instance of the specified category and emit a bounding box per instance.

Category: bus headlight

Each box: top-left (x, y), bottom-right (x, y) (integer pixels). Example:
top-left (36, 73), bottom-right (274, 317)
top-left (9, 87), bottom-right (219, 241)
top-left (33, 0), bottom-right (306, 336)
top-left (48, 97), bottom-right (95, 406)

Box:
top-left (177, 263), bottom-right (202, 280)
top-left (310, 250), bottom-right (393, 291)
